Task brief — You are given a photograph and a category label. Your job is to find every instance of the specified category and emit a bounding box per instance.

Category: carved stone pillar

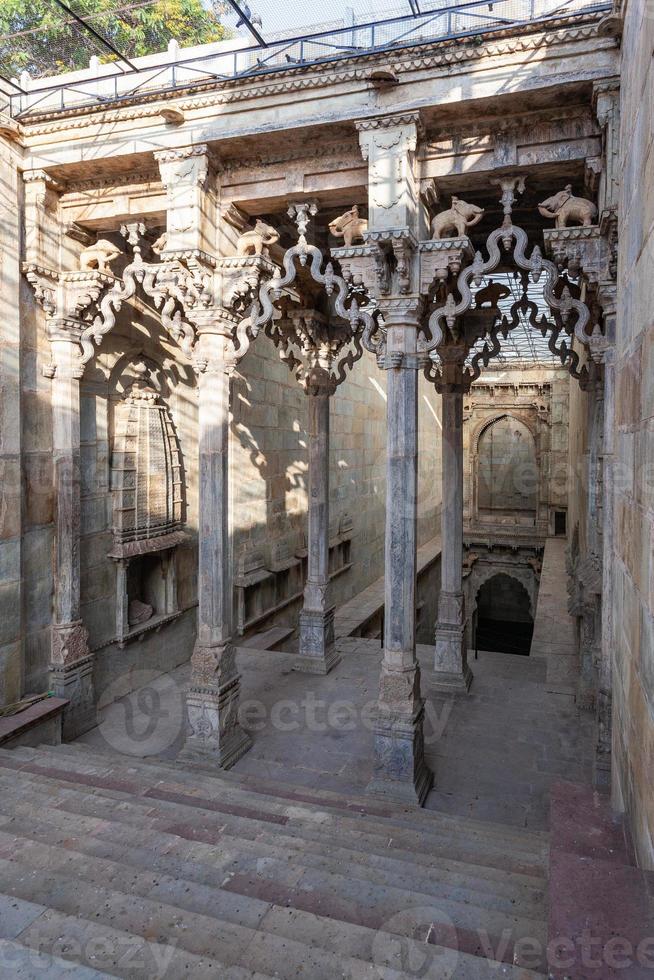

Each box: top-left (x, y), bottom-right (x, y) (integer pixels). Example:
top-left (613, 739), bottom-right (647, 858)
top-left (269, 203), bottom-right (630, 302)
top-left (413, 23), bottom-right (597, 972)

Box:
top-left (297, 385), bottom-right (339, 674)
top-left (433, 354), bottom-right (473, 693)
top-left (367, 307), bottom-right (433, 805)
top-left (47, 335), bottom-right (95, 739)
top-left (182, 323), bottom-right (251, 768)
top-left (596, 296), bottom-right (616, 789)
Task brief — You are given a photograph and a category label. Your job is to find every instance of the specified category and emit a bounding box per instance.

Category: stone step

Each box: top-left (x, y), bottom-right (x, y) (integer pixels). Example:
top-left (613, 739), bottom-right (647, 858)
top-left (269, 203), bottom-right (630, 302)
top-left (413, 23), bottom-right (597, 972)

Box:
top-left (0, 794), bottom-right (546, 917)
top-left (0, 807), bottom-right (544, 960)
top-left (0, 753), bottom-right (547, 878)
top-left (5, 746), bottom-right (549, 868)
top-left (241, 626), bottom-right (294, 650)
top-left (0, 770), bottom-right (547, 903)
top-left (1, 903), bottom-right (273, 979)
top-left (0, 937), bottom-right (114, 979)
top-left (46, 741), bottom-right (549, 848)
top-left (0, 798), bottom-right (547, 958)
top-left (0, 772), bottom-right (547, 907)
top-left (0, 856), bottom-right (546, 979)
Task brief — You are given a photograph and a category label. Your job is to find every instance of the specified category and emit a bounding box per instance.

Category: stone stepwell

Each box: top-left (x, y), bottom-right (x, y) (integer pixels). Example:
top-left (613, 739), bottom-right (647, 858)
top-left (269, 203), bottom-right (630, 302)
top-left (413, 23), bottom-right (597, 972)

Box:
top-left (0, 741), bottom-right (550, 979)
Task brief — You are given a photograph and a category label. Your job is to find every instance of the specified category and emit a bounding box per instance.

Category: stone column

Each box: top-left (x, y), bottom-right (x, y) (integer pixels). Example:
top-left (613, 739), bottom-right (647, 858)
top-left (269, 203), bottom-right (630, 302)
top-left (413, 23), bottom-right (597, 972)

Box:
top-left (433, 356), bottom-right (473, 693)
top-left (182, 325), bottom-right (251, 768)
top-left (47, 335), bottom-right (95, 739)
top-left (297, 386), bottom-right (340, 674)
top-left (597, 321), bottom-right (616, 788)
top-left (367, 309), bottom-right (434, 805)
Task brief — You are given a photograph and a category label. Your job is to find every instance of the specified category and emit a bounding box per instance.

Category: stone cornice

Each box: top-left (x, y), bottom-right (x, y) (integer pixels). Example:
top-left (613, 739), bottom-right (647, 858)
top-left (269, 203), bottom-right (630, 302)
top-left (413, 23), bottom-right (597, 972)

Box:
top-left (60, 169), bottom-right (160, 194)
top-left (22, 168), bottom-right (62, 189)
top-left (355, 111), bottom-right (423, 133)
top-left (153, 144), bottom-right (210, 164)
top-left (19, 15), bottom-right (613, 136)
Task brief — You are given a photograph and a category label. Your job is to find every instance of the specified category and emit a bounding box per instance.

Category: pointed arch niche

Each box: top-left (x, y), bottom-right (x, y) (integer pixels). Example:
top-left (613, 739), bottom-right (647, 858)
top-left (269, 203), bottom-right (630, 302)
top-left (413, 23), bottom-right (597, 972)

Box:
top-left (472, 414), bottom-right (539, 527)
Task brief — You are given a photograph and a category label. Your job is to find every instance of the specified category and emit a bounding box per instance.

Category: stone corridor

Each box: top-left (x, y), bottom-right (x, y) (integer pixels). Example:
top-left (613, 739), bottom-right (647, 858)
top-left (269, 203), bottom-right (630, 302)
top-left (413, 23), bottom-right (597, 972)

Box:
top-left (3, 0), bottom-right (654, 973)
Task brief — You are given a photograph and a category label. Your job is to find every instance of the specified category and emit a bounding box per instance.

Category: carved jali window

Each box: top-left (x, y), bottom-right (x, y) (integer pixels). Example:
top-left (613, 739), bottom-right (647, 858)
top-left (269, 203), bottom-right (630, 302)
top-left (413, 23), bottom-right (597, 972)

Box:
top-left (112, 367), bottom-right (183, 545)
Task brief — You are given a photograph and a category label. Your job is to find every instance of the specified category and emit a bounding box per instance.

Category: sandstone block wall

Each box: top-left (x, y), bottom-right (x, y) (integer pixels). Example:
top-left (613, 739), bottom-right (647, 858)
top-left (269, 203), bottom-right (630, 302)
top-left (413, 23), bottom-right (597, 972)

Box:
top-left (0, 136), bottom-right (23, 705)
top-left (612, 0), bottom-right (654, 868)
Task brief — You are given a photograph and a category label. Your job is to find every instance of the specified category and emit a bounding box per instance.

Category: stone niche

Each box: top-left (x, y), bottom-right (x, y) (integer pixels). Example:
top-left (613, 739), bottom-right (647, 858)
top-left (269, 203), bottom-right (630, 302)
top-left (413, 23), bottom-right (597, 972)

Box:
top-left (108, 362), bottom-right (186, 646)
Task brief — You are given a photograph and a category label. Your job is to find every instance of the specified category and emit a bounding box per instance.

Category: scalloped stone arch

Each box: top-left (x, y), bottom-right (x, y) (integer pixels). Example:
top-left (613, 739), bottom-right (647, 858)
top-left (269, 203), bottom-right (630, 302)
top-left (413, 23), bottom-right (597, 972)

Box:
top-left (472, 413), bottom-right (539, 523)
top-left (471, 410), bottom-right (539, 458)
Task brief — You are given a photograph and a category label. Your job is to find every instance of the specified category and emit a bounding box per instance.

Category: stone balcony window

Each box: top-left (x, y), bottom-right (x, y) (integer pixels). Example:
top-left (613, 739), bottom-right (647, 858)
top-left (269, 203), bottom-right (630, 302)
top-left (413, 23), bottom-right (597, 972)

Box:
top-left (108, 365), bottom-right (186, 646)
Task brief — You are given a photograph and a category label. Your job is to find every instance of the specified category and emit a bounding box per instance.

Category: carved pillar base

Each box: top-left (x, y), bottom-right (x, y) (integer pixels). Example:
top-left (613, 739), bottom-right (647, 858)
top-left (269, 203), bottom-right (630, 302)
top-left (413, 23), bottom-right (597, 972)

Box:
top-left (181, 643), bottom-right (252, 769)
top-left (432, 592), bottom-right (473, 693)
top-left (49, 641), bottom-right (96, 742)
top-left (594, 688), bottom-right (612, 789)
top-left (296, 606), bottom-right (340, 674)
top-left (367, 664), bottom-right (434, 806)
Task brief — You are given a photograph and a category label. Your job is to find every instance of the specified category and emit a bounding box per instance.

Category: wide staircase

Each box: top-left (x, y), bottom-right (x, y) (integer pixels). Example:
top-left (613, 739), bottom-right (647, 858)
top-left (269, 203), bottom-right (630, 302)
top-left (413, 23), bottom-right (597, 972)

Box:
top-left (0, 742), bottom-right (550, 978)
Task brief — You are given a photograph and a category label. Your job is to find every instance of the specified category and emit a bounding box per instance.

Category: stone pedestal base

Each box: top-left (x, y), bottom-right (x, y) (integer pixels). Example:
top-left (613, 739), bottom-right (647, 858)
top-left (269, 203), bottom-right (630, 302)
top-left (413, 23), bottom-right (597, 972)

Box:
top-left (182, 683), bottom-right (252, 769)
top-left (50, 654), bottom-right (96, 741)
top-left (367, 702), bottom-right (434, 806)
top-left (432, 617), bottom-right (473, 694)
top-left (366, 664), bottom-right (434, 806)
top-left (181, 643), bottom-right (252, 769)
top-left (296, 606), bottom-right (341, 675)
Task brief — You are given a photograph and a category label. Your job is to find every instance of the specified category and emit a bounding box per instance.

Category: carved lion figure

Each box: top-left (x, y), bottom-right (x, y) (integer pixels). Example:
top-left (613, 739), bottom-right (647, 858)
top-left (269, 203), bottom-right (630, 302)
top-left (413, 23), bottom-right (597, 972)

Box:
top-left (538, 185), bottom-right (597, 228)
top-left (236, 219), bottom-right (280, 256)
top-left (79, 239), bottom-right (121, 273)
top-left (431, 197), bottom-right (484, 240)
top-left (328, 205), bottom-right (368, 247)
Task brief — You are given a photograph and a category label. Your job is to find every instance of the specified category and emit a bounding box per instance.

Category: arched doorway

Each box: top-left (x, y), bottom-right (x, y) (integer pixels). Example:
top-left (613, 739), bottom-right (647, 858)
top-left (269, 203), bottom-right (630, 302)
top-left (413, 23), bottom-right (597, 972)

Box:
top-left (475, 573), bottom-right (534, 656)
top-left (477, 416), bottom-right (538, 524)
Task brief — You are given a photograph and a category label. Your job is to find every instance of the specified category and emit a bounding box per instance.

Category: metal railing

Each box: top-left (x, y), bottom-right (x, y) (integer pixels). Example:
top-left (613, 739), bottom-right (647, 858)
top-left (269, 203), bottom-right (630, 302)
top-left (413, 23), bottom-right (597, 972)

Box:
top-left (6, 0), bottom-right (610, 118)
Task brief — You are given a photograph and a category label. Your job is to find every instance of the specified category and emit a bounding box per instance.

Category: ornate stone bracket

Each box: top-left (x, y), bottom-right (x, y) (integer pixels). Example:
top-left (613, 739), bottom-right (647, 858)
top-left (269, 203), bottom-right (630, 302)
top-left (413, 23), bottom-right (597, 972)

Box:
top-left (424, 203), bottom-right (592, 384)
top-left (23, 263), bottom-right (118, 373)
top-left (543, 224), bottom-right (614, 284)
top-left (251, 204), bottom-right (374, 393)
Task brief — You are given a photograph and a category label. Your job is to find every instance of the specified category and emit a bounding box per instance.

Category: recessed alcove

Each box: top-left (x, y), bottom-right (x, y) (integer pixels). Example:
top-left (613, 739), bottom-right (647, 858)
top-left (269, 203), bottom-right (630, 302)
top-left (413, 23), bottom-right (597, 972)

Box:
top-left (109, 359), bottom-right (187, 646)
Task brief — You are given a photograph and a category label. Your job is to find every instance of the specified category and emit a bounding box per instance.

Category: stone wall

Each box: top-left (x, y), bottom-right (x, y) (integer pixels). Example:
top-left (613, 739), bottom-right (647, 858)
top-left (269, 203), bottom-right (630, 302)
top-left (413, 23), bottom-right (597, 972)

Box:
top-left (231, 332), bottom-right (442, 635)
top-left (0, 136), bottom-right (23, 704)
top-left (612, 0), bottom-right (654, 868)
top-left (567, 347), bottom-right (590, 559)
top-left (464, 363), bottom-right (570, 535)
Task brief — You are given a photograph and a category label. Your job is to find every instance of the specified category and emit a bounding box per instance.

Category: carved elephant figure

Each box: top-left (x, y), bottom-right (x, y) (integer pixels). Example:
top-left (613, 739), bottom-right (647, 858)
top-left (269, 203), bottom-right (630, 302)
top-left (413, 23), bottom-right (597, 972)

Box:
top-left (79, 239), bottom-right (121, 273)
top-left (431, 197), bottom-right (484, 240)
top-left (151, 232), bottom-right (168, 255)
top-left (236, 219), bottom-right (280, 256)
top-left (328, 205), bottom-right (368, 247)
top-left (475, 282), bottom-right (511, 308)
top-left (537, 185), bottom-right (597, 228)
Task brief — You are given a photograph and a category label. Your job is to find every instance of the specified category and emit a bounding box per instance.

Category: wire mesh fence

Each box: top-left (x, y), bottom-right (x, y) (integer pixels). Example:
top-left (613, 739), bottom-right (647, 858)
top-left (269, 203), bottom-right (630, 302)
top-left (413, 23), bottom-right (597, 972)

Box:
top-left (2, 0), bottom-right (610, 116)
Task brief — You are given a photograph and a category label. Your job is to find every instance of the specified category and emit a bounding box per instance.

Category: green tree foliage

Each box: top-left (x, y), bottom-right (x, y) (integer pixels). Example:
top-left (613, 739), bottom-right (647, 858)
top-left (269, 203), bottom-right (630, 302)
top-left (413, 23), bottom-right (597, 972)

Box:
top-left (0, 0), bottom-right (230, 78)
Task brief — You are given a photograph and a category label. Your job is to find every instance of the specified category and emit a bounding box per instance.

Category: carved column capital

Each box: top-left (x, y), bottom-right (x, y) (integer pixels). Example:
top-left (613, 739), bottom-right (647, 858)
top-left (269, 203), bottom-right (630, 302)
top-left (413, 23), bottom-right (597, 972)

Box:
top-left (154, 143), bottom-right (212, 184)
top-left (155, 143), bottom-right (215, 255)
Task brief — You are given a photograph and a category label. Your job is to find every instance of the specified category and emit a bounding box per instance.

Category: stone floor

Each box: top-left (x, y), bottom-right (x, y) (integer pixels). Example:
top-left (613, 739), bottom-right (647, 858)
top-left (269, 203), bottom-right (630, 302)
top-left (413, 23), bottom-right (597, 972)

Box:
top-left (78, 638), bottom-right (595, 832)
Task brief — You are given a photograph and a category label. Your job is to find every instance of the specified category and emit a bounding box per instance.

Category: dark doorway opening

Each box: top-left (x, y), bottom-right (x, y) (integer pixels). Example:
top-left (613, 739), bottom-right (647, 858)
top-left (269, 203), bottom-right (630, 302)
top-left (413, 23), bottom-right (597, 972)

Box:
top-left (554, 510), bottom-right (567, 536)
top-left (475, 573), bottom-right (534, 656)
